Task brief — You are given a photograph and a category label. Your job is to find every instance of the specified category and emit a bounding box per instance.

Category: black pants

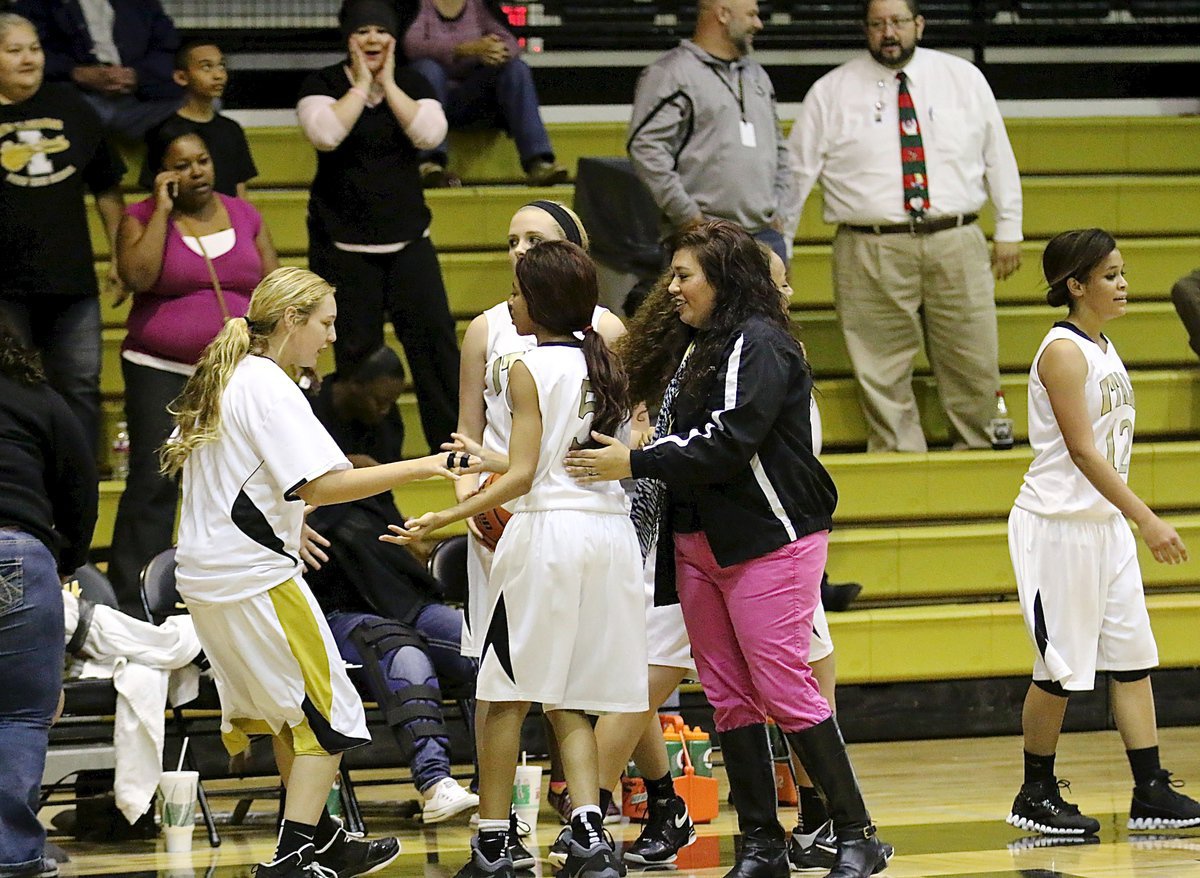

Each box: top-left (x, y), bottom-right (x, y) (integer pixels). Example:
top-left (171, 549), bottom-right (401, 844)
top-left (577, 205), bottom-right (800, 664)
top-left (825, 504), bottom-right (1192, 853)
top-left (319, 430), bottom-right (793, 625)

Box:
top-left (310, 235), bottom-right (460, 453)
top-left (107, 360), bottom-right (187, 616)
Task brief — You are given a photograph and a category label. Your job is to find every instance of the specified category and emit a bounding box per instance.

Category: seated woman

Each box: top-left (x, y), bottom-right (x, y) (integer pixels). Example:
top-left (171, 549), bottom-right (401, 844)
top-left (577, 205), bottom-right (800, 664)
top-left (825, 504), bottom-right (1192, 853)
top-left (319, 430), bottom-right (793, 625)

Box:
top-left (110, 123), bottom-right (278, 615)
top-left (398, 0), bottom-right (568, 187)
top-left (302, 347), bottom-right (486, 827)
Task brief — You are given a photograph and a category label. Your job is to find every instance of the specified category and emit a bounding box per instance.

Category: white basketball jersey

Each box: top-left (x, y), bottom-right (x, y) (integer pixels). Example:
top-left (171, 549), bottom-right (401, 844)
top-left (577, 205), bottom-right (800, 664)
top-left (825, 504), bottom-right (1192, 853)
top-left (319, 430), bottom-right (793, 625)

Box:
top-left (1015, 323), bottom-right (1136, 520)
top-left (509, 344), bottom-right (630, 515)
top-left (481, 302), bottom-right (610, 455)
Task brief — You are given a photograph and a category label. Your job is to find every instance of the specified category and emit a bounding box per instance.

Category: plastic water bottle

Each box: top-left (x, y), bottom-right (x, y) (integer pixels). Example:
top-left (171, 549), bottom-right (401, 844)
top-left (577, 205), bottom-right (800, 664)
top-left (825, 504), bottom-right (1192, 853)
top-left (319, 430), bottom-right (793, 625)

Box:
top-left (111, 421), bottom-right (130, 479)
top-left (326, 777), bottom-right (342, 819)
top-left (990, 391), bottom-right (1015, 450)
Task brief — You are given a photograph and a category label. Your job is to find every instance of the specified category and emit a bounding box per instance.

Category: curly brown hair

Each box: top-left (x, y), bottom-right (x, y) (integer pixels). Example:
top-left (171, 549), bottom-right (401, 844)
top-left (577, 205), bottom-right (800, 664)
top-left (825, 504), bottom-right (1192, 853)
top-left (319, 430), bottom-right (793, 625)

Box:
top-left (620, 220), bottom-right (801, 408)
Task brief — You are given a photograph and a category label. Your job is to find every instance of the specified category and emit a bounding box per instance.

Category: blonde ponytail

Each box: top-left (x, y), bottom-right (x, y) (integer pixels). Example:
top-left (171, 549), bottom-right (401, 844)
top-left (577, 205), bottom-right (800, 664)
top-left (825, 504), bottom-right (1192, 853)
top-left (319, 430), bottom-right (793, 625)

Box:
top-left (159, 267), bottom-right (336, 476)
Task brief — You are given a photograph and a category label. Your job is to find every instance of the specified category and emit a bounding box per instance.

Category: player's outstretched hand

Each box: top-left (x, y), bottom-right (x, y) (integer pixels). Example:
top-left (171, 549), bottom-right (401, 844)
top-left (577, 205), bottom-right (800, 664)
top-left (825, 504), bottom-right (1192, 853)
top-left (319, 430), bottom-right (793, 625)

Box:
top-left (418, 452), bottom-right (472, 480)
top-left (381, 512), bottom-right (442, 545)
top-left (442, 432), bottom-right (508, 474)
top-left (564, 431), bottom-right (633, 483)
top-left (300, 509), bottom-right (331, 571)
top-left (1140, 514), bottom-right (1189, 565)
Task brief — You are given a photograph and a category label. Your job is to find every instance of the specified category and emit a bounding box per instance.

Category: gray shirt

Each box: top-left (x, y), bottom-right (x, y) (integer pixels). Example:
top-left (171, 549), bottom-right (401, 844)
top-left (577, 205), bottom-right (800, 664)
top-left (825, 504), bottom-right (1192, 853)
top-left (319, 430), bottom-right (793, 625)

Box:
top-left (627, 39), bottom-right (792, 235)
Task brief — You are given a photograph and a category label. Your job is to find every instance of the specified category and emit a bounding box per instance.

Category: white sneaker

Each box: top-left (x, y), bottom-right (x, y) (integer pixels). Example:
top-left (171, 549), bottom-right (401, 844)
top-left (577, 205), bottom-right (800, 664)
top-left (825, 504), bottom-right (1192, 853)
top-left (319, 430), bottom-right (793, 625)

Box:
top-left (422, 777), bottom-right (480, 823)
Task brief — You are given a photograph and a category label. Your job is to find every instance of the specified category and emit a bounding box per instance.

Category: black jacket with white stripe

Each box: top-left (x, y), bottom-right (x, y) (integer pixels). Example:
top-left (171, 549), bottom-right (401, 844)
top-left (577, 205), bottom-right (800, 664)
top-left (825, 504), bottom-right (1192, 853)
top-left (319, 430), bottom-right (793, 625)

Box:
top-left (629, 315), bottom-right (837, 603)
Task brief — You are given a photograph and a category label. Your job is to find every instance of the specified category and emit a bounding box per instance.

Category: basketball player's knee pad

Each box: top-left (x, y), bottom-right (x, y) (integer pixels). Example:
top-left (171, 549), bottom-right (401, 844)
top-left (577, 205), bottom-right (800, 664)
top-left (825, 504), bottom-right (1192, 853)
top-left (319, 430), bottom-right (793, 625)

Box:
top-left (1033, 678), bottom-right (1070, 697)
top-left (1110, 668), bottom-right (1152, 683)
top-left (350, 619), bottom-right (447, 752)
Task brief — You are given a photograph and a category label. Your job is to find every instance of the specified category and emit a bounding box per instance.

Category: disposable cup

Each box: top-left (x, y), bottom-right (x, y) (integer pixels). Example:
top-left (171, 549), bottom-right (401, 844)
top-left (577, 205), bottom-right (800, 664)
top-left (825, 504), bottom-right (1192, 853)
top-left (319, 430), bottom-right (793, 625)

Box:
top-left (512, 763), bottom-right (542, 829)
top-left (159, 770), bottom-right (198, 852)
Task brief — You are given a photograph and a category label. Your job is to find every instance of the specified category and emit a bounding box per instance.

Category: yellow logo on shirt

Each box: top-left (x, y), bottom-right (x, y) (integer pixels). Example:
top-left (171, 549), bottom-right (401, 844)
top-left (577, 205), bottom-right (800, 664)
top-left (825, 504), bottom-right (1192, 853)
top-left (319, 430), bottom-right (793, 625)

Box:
top-left (1099, 371), bottom-right (1135, 416)
top-left (0, 117), bottom-right (76, 186)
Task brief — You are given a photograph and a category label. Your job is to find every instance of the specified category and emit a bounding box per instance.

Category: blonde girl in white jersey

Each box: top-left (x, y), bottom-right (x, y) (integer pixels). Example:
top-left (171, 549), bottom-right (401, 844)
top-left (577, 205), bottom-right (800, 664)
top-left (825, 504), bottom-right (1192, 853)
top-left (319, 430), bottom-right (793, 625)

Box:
top-left (1006, 229), bottom-right (1199, 840)
top-left (389, 241), bottom-right (644, 878)
top-left (162, 267), bottom-right (465, 878)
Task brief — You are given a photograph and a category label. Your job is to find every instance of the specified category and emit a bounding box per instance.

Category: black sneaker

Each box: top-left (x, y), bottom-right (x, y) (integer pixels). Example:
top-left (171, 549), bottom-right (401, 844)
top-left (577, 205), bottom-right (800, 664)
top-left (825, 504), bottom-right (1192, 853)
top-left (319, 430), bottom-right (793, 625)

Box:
top-left (254, 845), bottom-right (339, 877)
top-left (1006, 778), bottom-right (1100, 836)
top-left (1129, 770), bottom-right (1200, 830)
top-left (562, 834), bottom-right (623, 878)
top-left (624, 796), bottom-right (696, 865)
top-left (548, 826), bottom-right (572, 868)
top-left (313, 826), bottom-right (400, 878)
top-left (455, 839), bottom-right (516, 878)
top-left (787, 819), bottom-right (837, 872)
top-left (508, 814), bottom-right (536, 870)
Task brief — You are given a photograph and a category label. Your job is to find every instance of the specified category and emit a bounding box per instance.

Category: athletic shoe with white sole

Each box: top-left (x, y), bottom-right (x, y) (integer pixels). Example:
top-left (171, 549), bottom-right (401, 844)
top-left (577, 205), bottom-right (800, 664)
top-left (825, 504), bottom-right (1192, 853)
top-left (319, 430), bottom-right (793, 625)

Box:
top-left (314, 827), bottom-right (400, 878)
top-left (1006, 778), bottom-right (1100, 836)
top-left (623, 796), bottom-right (695, 865)
top-left (1129, 770), bottom-right (1200, 830)
top-left (423, 777), bottom-right (480, 824)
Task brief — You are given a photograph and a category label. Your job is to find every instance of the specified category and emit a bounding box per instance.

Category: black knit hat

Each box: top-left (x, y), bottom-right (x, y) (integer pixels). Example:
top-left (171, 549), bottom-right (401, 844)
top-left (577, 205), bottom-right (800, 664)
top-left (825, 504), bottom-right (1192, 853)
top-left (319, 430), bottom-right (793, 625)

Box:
top-left (339, 0), bottom-right (399, 38)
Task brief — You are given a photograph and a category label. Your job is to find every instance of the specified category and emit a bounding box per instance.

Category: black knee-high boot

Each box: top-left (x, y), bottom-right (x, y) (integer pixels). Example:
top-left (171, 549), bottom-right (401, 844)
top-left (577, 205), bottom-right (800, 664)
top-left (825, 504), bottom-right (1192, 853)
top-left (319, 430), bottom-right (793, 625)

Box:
top-left (717, 724), bottom-right (788, 878)
top-left (786, 718), bottom-right (890, 878)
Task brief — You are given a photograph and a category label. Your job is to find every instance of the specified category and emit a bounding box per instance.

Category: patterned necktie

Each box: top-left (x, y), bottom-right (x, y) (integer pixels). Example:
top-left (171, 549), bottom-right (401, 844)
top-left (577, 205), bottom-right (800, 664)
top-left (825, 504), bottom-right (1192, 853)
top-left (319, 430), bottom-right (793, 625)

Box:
top-left (897, 71), bottom-right (929, 217)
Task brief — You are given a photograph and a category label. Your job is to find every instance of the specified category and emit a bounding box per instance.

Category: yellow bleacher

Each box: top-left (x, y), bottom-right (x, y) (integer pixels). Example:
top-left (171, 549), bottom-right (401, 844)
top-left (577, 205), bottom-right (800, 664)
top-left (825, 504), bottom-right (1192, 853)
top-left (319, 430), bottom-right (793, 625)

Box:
top-left (92, 115), bottom-right (1200, 686)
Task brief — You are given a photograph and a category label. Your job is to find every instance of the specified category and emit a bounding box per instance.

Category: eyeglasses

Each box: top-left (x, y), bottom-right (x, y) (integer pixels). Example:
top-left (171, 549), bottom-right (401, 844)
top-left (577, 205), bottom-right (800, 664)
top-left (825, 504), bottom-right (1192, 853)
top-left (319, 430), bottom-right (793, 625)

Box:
top-left (866, 16), bottom-right (916, 31)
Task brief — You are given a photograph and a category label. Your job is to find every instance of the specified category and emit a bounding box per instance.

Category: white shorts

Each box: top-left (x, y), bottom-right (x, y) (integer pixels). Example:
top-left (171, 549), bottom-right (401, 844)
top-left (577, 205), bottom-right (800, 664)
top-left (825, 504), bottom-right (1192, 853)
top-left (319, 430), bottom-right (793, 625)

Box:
top-left (186, 575), bottom-right (370, 756)
top-left (477, 509), bottom-right (649, 713)
top-left (643, 542), bottom-right (833, 671)
top-left (462, 534), bottom-right (495, 658)
top-left (809, 599), bottom-right (833, 663)
top-left (1008, 506), bottom-right (1158, 691)
top-left (644, 546), bottom-right (696, 673)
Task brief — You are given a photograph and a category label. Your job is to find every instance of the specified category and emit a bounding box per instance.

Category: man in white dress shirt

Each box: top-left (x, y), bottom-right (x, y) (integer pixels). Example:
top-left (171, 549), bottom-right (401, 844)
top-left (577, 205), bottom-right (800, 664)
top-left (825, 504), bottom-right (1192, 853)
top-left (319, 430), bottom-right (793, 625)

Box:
top-left (787, 0), bottom-right (1022, 452)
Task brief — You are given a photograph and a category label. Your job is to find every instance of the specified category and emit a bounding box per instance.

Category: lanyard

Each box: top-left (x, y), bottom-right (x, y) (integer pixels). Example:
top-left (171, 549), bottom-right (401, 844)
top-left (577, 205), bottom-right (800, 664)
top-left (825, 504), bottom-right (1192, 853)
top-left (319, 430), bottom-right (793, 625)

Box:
top-left (708, 61), bottom-right (745, 120)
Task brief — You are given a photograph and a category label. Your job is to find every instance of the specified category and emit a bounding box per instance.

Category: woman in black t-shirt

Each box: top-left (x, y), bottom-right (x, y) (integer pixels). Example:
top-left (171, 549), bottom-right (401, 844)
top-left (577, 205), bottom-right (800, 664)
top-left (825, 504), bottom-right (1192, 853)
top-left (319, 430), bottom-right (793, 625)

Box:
top-left (0, 12), bottom-right (126, 454)
top-left (297, 0), bottom-right (461, 454)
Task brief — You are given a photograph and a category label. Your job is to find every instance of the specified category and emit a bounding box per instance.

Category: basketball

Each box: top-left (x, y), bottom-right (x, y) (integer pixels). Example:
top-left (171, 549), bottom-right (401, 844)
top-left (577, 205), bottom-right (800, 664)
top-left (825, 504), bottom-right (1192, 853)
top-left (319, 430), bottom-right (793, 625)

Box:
top-left (472, 473), bottom-right (512, 551)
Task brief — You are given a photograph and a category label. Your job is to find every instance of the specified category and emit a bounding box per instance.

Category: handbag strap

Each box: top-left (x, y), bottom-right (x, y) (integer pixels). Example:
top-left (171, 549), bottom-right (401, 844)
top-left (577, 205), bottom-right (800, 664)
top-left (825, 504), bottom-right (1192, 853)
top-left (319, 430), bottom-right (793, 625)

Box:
top-left (175, 214), bottom-right (232, 323)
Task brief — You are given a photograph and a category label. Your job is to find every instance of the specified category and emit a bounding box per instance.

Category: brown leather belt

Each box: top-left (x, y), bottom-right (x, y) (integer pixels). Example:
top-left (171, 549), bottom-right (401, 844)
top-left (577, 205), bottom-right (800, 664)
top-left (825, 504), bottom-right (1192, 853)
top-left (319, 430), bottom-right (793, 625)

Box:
top-left (844, 213), bottom-right (978, 235)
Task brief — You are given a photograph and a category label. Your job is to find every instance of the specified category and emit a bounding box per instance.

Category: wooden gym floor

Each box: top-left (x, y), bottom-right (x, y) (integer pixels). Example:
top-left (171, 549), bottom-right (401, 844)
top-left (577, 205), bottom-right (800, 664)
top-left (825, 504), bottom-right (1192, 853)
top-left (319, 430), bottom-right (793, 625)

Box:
top-left (49, 725), bottom-right (1200, 878)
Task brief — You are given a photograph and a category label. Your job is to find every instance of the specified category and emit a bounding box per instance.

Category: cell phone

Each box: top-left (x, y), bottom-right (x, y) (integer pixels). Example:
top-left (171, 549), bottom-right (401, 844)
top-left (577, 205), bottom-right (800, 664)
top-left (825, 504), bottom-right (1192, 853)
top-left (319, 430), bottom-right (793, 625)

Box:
top-left (167, 180), bottom-right (178, 199)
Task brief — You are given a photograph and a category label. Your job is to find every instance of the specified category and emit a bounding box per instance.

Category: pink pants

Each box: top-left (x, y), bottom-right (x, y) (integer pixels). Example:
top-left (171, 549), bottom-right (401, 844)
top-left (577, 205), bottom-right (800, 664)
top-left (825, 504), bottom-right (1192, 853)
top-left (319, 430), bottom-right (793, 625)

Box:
top-left (675, 530), bottom-right (832, 733)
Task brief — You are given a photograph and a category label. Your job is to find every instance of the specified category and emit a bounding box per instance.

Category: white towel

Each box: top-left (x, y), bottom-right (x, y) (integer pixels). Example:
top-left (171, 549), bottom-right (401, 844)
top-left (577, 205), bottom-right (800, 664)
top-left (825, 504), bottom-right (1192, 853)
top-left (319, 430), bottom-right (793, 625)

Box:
top-left (63, 594), bottom-right (203, 823)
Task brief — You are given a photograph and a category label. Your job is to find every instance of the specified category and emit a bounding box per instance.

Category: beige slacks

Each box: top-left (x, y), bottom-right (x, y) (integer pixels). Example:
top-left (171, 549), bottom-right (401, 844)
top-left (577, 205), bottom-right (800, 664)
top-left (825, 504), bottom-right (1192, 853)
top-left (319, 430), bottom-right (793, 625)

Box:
top-left (832, 222), bottom-right (1000, 452)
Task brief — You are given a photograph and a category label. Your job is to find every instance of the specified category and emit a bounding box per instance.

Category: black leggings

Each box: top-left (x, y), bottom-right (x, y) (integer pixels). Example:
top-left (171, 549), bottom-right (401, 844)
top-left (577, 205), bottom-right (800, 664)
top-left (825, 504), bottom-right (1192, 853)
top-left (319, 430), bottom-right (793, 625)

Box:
top-left (310, 234), bottom-right (460, 453)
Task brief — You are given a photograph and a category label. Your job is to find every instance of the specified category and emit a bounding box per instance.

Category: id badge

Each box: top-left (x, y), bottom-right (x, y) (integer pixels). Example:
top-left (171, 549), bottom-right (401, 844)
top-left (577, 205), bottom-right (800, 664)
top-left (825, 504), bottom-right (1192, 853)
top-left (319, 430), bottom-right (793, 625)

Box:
top-left (739, 119), bottom-right (757, 148)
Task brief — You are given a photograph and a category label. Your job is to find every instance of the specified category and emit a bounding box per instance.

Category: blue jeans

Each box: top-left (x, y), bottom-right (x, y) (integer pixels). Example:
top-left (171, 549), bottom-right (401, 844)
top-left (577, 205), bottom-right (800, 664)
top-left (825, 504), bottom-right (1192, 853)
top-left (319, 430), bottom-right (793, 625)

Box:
top-left (753, 227), bottom-right (788, 264)
top-left (81, 92), bottom-right (180, 141)
top-left (0, 296), bottom-right (101, 455)
top-left (409, 57), bottom-right (553, 167)
top-left (328, 608), bottom-right (476, 792)
top-left (0, 532), bottom-right (64, 872)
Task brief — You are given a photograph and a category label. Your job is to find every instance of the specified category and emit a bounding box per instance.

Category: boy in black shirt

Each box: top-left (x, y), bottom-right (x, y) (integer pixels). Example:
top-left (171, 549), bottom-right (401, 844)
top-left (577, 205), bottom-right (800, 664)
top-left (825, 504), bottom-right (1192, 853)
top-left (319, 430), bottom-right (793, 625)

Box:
top-left (139, 40), bottom-right (256, 197)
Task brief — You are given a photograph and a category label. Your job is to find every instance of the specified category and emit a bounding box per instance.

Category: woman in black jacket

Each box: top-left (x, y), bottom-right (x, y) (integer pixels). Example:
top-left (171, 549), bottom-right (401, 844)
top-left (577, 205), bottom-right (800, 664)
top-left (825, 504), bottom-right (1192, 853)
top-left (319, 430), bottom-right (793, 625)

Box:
top-left (566, 221), bottom-right (887, 878)
top-left (0, 317), bottom-right (97, 878)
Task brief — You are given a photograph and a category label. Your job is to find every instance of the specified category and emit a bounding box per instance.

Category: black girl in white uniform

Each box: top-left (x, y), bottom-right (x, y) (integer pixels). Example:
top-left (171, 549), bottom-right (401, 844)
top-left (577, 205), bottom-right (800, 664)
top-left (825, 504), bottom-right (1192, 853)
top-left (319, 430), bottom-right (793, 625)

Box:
top-left (390, 242), bottom-right (645, 878)
top-left (1005, 229), bottom-right (1200, 838)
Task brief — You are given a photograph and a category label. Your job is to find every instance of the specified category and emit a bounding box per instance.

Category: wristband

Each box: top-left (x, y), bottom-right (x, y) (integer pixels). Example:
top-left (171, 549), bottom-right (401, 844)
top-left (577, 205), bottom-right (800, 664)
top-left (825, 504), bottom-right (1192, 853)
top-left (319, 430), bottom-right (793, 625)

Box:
top-left (348, 86), bottom-right (369, 101)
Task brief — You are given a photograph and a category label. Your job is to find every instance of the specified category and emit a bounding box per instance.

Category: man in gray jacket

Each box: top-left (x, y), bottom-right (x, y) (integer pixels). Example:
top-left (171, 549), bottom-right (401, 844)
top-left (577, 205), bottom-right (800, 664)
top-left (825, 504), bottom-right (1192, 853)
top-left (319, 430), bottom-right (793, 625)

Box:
top-left (627, 0), bottom-right (791, 259)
